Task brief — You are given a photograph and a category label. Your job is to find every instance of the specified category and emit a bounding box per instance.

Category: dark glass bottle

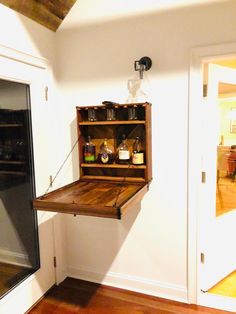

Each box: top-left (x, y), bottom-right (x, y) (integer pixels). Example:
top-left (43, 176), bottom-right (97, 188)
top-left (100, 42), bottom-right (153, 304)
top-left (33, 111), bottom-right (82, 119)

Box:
top-left (83, 136), bottom-right (96, 163)
top-left (97, 138), bottom-right (115, 164)
top-left (132, 137), bottom-right (144, 165)
top-left (117, 134), bottom-right (130, 164)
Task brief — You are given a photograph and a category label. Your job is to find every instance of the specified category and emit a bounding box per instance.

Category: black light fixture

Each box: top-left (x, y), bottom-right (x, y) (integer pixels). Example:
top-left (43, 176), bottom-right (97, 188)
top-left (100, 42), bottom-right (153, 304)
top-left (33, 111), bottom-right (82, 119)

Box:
top-left (134, 56), bottom-right (152, 79)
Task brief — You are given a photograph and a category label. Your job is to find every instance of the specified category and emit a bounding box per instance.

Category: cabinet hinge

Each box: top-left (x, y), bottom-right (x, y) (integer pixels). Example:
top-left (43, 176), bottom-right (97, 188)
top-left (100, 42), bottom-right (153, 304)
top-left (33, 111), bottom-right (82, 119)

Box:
top-left (201, 171), bottom-right (206, 183)
top-left (201, 252), bottom-right (205, 264)
top-left (203, 84), bottom-right (207, 97)
top-left (49, 175), bottom-right (53, 187)
top-left (53, 256), bottom-right (57, 268)
top-left (45, 86), bottom-right (48, 101)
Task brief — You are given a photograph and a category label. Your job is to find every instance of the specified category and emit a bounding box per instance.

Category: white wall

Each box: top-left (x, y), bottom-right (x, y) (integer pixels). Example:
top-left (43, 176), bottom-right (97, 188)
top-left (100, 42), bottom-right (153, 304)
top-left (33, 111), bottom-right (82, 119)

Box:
top-left (54, 0), bottom-right (236, 302)
top-left (0, 4), bottom-right (54, 60)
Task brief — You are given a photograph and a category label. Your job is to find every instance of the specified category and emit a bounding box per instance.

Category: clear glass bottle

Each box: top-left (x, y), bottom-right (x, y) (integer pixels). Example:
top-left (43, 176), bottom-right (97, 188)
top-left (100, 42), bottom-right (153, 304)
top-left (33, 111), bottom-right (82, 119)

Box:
top-left (83, 136), bottom-right (96, 163)
top-left (97, 138), bottom-right (115, 164)
top-left (132, 137), bottom-right (144, 165)
top-left (117, 134), bottom-right (130, 164)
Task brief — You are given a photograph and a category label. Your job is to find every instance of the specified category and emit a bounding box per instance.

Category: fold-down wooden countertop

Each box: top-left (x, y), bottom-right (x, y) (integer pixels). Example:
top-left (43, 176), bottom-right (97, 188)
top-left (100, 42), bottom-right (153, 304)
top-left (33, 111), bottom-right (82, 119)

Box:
top-left (33, 180), bottom-right (148, 219)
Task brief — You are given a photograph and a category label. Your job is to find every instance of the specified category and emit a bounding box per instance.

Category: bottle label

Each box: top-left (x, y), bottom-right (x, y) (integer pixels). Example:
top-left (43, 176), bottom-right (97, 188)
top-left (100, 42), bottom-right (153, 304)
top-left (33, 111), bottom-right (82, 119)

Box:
top-left (132, 152), bottom-right (144, 164)
top-left (84, 153), bottom-right (96, 162)
top-left (119, 150), bottom-right (130, 160)
top-left (101, 153), bottom-right (109, 164)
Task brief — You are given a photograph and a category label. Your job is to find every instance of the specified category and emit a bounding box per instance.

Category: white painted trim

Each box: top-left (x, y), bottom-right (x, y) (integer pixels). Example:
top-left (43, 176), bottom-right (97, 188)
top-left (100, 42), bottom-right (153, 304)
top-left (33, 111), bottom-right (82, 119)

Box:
top-left (0, 272), bottom-right (44, 314)
top-left (52, 214), bottom-right (68, 285)
top-left (0, 248), bottom-right (30, 267)
top-left (218, 96), bottom-right (236, 102)
top-left (198, 293), bottom-right (236, 313)
top-left (68, 266), bottom-right (188, 303)
top-left (188, 42), bottom-right (236, 305)
top-left (0, 44), bottom-right (48, 69)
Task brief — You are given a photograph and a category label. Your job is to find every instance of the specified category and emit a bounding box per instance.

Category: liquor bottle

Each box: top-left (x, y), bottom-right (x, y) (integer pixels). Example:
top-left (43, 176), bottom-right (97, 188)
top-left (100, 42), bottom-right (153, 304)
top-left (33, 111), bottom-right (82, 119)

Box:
top-left (132, 137), bottom-right (144, 165)
top-left (97, 138), bottom-right (115, 164)
top-left (117, 134), bottom-right (130, 164)
top-left (83, 136), bottom-right (96, 163)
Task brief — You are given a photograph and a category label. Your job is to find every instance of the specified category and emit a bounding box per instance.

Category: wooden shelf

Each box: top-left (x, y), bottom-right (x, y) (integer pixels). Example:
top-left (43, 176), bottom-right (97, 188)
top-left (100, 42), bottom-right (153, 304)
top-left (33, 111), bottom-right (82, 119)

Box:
top-left (79, 120), bottom-right (145, 126)
top-left (81, 175), bottom-right (146, 182)
top-left (0, 171), bottom-right (26, 176)
top-left (33, 180), bottom-right (147, 219)
top-left (0, 124), bottom-right (23, 127)
top-left (81, 163), bottom-right (146, 169)
top-left (0, 160), bottom-right (25, 164)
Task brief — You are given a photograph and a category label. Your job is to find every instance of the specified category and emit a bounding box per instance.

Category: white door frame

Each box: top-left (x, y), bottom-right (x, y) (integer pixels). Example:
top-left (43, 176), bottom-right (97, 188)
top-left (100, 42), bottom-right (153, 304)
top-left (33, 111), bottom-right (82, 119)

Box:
top-left (0, 44), bottom-right (57, 314)
top-left (188, 42), bottom-right (236, 310)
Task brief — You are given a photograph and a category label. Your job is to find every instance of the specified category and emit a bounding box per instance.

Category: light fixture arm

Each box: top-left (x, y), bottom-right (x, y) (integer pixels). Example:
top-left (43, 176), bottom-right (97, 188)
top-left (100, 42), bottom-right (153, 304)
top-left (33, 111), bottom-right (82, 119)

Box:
top-left (134, 56), bottom-right (152, 79)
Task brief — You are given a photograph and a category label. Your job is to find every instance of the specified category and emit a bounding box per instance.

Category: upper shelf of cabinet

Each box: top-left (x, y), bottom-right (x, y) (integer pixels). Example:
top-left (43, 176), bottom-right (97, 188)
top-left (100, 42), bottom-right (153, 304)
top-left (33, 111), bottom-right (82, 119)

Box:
top-left (0, 109), bottom-right (26, 128)
top-left (77, 102), bottom-right (152, 184)
top-left (0, 124), bottom-right (24, 127)
top-left (76, 102), bottom-right (149, 123)
top-left (78, 120), bottom-right (145, 126)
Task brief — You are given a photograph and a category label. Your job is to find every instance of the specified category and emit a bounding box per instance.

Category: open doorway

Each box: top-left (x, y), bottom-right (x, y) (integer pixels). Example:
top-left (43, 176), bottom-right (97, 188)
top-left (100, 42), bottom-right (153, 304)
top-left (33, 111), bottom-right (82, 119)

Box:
top-left (194, 59), bottom-right (236, 313)
top-left (202, 62), bottom-right (236, 299)
top-left (189, 43), bottom-right (236, 313)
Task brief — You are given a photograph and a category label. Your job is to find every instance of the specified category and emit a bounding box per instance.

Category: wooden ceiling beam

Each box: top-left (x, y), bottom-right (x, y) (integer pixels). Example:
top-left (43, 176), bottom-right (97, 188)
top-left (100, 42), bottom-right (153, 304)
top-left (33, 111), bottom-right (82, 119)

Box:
top-left (0, 0), bottom-right (77, 31)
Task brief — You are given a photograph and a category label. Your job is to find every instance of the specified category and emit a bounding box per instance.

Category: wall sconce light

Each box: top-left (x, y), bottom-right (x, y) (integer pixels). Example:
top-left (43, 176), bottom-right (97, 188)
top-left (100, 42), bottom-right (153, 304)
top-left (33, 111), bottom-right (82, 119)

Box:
top-left (134, 56), bottom-right (152, 79)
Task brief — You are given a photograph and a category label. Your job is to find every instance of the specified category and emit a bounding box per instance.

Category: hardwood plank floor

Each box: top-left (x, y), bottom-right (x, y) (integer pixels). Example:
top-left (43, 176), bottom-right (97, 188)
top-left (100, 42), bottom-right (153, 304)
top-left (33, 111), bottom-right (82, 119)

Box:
top-left (28, 277), bottom-right (232, 314)
top-left (216, 177), bottom-right (236, 216)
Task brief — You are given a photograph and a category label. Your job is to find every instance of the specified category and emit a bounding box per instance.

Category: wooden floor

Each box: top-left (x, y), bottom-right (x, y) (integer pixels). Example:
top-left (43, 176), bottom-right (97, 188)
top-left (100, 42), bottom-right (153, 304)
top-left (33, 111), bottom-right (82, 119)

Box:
top-left (0, 262), bottom-right (32, 297)
top-left (28, 277), bottom-right (232, 314)
top-left (216, 176), bottom-right (236, 216)
top-left (209, 270), bottom-right (236, 298)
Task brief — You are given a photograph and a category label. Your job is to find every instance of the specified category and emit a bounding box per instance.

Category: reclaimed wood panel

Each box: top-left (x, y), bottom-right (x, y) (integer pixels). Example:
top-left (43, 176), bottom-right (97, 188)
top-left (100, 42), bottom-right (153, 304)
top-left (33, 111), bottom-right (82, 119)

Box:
top-left (33, 180), bottom-right (147, 219)
top-left (0, 0), bottom-right (77, 31)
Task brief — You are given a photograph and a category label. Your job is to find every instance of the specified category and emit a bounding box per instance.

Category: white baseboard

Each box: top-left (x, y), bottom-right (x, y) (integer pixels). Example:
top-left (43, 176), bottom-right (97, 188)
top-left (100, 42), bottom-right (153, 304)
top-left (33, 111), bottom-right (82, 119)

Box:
top-left (68, 266), bottom-right (188, 303)
top-left (199, 292), bottom-right (236, 313)
top-left (0, 248), bottom-right (30, 267)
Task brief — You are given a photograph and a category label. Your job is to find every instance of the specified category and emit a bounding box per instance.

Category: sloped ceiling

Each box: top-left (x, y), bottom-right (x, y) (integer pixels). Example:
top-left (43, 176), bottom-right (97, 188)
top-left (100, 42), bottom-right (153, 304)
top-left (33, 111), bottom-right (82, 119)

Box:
top-left (0, 0), bottom-right (77, 31)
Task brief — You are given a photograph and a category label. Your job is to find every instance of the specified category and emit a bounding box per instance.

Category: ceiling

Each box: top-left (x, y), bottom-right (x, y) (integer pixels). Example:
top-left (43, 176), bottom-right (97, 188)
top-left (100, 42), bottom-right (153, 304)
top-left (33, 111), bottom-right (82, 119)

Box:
top-left (0, 0), bottom-right (223, 31)
top-left (0, 0), bottom-right (77, 31)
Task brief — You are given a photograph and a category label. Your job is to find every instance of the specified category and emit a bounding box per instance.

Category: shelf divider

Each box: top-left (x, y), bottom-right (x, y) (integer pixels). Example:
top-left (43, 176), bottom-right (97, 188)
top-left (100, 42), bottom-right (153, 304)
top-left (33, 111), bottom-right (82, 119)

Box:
top-left (81, 163), bottom-right (146, 169)
top-left (79, 120), bottom-right (145, 126)
top-left (81, 175), bottom-right (146, 182)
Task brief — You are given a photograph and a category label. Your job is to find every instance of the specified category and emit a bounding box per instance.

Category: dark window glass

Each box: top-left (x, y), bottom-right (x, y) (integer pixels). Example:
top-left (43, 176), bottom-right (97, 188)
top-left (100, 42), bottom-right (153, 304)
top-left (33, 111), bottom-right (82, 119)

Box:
top-left (0, 79), bottom-right (39, 298)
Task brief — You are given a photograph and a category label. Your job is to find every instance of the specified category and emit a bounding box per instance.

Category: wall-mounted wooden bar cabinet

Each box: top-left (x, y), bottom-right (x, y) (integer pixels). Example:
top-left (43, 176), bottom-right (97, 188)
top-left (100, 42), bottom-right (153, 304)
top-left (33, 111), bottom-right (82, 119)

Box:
top-left (33, 102), bottom-right (152, 219)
